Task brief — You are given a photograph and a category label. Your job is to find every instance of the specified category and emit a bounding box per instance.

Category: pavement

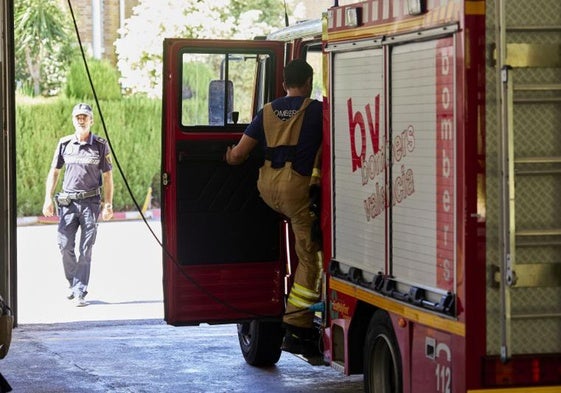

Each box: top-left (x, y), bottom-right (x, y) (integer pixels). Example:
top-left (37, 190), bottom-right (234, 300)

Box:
top-left (15, 216), bottom-right (163, 324)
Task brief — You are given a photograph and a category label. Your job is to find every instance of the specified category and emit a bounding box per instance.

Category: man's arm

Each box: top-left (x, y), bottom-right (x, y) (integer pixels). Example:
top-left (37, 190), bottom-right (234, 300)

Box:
top-left (225, 134), bottom-right (258, 165)
top-left (101, 170), bottom-right (114, 221)
top-left (42, 167), bottom-right (60, 217)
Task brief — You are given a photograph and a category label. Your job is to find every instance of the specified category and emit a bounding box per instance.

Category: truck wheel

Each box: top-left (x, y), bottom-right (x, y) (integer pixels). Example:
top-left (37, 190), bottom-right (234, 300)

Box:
top-left (237, 320), bottom-right (283, 367)
top-left (364, 311), bottom-right (402, 393)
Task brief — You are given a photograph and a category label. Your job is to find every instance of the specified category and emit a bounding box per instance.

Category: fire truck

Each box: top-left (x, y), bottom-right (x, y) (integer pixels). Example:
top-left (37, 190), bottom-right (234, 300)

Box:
top-left (161, 0), bottom-right (561, 391)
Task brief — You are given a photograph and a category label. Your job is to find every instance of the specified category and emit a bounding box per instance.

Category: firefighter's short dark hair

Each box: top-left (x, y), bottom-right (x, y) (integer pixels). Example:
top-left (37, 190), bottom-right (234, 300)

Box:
top-left (283, 59), bottom-right (313, 88)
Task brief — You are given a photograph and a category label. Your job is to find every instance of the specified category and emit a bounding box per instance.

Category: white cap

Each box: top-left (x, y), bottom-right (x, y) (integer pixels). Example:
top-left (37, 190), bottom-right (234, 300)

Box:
top-left (72, 103), bottom-right (93, 118)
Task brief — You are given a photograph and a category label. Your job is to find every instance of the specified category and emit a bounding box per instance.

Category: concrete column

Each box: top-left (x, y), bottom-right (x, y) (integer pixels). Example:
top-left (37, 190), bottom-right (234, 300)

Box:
top-left (92, 0), bottom-right (103, 59)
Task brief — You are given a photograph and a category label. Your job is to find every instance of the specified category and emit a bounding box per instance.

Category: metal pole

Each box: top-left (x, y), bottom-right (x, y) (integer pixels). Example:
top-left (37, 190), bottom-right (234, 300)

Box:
top-left (496, 0), bottom-right (513, 363)
top-left (0, 0), bottom-right (17, 325)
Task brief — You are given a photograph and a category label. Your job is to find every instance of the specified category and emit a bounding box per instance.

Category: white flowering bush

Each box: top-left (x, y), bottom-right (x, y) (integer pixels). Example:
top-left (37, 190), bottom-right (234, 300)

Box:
top-left (115, 0), bottom-right (305, 97)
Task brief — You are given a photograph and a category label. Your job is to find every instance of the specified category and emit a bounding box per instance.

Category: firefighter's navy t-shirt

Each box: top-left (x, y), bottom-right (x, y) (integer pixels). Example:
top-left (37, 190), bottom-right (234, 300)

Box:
top-left (244, 96), bottom-right (322, 176)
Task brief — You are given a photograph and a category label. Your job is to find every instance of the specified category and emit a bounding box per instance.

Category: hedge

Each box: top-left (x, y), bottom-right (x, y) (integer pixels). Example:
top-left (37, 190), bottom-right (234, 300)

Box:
top-left (16, 96), bottom-right (161, 217)
top-left (65, 57), bottom-right (122, 101)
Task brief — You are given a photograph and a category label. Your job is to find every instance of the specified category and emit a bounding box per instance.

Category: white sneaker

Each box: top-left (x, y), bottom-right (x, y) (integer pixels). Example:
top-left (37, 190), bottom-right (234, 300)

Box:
top-left (76, 296), bottom-right (88, 307)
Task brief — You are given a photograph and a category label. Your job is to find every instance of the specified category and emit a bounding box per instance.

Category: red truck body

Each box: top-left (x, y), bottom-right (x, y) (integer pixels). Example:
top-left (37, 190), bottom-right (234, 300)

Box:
top-left (161, 1), bottom-right (561, 392)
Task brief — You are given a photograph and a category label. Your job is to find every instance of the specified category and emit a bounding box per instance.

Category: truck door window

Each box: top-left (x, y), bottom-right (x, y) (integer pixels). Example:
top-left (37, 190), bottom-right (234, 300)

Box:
top-left (180, 52), bottom-right (268, 128)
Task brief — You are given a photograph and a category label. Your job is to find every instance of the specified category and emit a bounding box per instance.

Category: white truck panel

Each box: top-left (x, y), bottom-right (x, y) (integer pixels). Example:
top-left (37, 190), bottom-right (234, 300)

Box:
top-left (333, 48), bottom-right (386, 276)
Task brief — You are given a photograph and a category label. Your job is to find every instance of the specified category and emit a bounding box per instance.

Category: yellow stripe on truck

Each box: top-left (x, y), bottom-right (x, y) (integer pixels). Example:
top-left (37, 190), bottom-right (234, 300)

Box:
top-left (465, 1), bottom-right (485, 15)
top-left (330, 278), bottom-right (465, 337)
top-left (468, 387), bottom-right (561, 393)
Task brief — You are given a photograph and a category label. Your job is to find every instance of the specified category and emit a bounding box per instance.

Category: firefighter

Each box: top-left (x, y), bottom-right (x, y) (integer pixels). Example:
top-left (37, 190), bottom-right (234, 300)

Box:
top-left (225, 59), bottom-right (322, 355)
top-left (42, 103), bottom-right (114, 307)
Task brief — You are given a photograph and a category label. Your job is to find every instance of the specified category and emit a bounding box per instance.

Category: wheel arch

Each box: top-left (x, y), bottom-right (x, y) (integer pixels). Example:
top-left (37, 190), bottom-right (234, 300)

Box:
top-left (347, 301), bottom-right (380, 374)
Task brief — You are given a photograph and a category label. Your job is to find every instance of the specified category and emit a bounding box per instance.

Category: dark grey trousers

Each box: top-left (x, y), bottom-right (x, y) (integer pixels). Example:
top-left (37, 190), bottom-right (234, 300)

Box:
top-left (57, 197), bottom-right (101, 297)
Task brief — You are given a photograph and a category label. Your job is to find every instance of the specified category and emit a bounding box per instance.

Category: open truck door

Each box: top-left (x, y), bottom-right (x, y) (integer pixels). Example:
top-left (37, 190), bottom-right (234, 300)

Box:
top-left (161, 39), bottom-right (288, 364)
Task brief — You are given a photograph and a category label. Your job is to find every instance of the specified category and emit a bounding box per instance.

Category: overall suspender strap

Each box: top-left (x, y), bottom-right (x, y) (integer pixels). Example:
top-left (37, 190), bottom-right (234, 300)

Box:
top-left (262, 98), bottom-right (313, 150)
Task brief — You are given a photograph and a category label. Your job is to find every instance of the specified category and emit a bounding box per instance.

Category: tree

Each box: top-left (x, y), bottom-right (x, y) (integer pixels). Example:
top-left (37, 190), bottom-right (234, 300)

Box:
top-left (14, 0), bottom-right (75, 96)
top-left (114, 0), bottom-right (305, 97)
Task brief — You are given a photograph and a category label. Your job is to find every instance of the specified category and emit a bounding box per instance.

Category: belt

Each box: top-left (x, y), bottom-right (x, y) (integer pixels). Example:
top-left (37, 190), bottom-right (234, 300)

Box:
top-left (64, 189), bottom-right (100, 200)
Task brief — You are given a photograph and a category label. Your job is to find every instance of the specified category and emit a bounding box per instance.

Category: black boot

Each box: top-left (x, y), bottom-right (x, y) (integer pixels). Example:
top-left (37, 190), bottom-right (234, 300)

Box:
top-left (281, 324), bottom-right (320, 356)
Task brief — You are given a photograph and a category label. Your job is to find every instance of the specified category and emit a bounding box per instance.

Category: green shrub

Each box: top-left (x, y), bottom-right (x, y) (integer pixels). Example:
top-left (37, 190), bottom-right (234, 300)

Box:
top-left (65, 57), bottom-right (122, 100)
top-left (16, 96), bottom-right (161, 216)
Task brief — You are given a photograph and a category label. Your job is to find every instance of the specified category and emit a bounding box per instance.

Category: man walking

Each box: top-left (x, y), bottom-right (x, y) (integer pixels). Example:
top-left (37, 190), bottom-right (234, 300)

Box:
top-left (42, 103), bottom-right (114, 307)
top-left (225, 59), bottom-right (323, 355)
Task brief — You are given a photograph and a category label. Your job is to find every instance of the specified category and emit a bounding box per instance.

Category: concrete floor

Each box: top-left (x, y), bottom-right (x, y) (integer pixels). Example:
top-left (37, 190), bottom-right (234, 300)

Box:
top-left (1, 320), bottom-right (363, 392)
top-left (0, 220), bottom-right (363, 392)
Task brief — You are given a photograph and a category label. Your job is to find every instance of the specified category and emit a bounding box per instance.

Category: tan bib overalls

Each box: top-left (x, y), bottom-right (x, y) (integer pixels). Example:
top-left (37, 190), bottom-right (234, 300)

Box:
top-left (257, 98), bottom-right (321, 329)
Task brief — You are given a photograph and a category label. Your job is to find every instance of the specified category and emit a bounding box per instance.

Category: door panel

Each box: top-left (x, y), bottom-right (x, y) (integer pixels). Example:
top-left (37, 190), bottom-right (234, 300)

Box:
top-left (161, 39), bottom-right (286, 325)
top-left (175, 140), bottom-right (279, 266)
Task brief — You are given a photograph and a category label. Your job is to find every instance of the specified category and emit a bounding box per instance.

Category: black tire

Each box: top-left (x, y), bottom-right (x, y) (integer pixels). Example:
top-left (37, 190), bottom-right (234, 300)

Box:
top-left (364, 311), bottom-right (402, 393)
top-left (237, 320), bottom-right (283, 367)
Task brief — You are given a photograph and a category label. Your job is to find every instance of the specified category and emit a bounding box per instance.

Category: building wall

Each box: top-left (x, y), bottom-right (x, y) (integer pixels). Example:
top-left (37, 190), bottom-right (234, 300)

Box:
top-left (103, 0), bottom-right (120, 64)
top-left (69, 0), bottom-right (139, 64)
